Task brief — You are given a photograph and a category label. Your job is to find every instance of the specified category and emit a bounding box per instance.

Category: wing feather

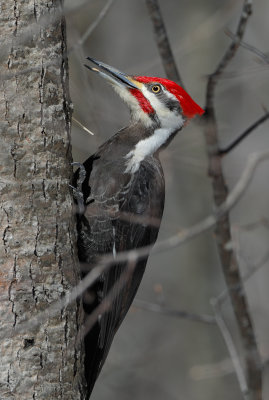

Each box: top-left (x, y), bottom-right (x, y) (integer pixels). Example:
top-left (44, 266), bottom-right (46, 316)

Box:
top-left (75, 154), bottom-right (165, 398)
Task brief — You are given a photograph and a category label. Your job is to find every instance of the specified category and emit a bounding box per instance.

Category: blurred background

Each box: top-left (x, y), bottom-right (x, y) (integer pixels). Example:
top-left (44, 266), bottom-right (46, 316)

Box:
top-left (65, 0), bottom-right (269, 398)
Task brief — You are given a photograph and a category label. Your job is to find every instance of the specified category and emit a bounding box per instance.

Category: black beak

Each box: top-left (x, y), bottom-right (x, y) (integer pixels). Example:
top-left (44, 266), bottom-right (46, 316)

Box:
top-left (84, 57), bottom-right (139, 90)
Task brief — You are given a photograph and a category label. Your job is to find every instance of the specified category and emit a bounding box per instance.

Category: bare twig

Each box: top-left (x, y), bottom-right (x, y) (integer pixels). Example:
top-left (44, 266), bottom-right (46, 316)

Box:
top-left (219, 111), bottom-right (269, 155)
top-left (133, 299), bottom-right (216, 324)
top-left (0, 149), bottom-right (268, 342)
top-left (145, 0), bottom-right (184, 87)
top-left (225, 28), bottom-right (269, 64)
top-left (78, 256), bottom-right (137, 341)
top-left (212, 247), bottom-right (269, 309)
top-left (204, 1), bottom-right (262, 398)
top-left (206, 0), bottom-right (252, 113)
top-left (231, 224), bottom-right (269, 284)
top-left (3, 260), bottom-right (112, 340)
top-left (70, 0), bottom-right (115, 52)
top-left (72, 117), bottom-right (95, 136)
top-left (236, 218), bottom-right (269, 232)
top-left (211, 298), bottom-right (249, 398)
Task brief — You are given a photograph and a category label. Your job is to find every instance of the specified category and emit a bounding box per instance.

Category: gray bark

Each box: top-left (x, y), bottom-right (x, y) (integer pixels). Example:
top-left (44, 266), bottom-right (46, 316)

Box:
top-left (0, 1), bottom-right (84, 399)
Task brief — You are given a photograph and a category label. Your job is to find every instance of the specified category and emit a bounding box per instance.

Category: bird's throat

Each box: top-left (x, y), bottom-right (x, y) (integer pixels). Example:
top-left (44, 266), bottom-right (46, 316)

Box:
top-left (124, 127), bottom-right (176, 173)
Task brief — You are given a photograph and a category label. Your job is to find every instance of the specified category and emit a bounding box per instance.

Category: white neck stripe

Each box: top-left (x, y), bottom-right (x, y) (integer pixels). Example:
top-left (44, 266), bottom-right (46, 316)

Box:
top-left (124, 127), bottom-right (173, 173)
top-left (124, 86), bottom-right (184, 174)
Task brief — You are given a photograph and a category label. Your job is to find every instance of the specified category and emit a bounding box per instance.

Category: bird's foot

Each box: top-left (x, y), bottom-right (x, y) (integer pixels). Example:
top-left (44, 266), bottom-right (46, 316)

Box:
top-left (70, 162), bottom-right (87, 215)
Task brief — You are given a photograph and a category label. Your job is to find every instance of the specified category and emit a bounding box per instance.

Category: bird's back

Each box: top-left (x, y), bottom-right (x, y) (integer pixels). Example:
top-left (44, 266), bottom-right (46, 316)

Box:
top-left (73, 138), bottom-right (165, 397)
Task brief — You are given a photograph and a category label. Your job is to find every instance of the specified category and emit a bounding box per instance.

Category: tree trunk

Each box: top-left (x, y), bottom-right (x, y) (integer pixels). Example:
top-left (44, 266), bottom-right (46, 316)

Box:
top-left (0, 1), bottom-right (84, 398)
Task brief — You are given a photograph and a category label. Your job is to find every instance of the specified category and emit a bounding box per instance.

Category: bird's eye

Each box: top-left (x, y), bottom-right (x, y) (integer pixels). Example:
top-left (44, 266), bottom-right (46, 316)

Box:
top-left (151, 84), bottom-right (161, 94)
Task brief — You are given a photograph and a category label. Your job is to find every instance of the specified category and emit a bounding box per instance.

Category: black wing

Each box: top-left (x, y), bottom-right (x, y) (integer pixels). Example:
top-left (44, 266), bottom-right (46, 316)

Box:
top-left (74, 155), bottom-right (165, 398)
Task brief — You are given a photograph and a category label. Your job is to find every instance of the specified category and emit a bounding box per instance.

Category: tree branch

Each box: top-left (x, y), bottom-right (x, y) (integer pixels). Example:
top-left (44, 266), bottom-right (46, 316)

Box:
top-left (73, 0), bottom-right (115, 51)
top-left (211, 298), bottom-right (249, 398)
top-left (225, 28), bottom-right (269, 64)
top-left (219, 111), bottom-right (269, 155)
top-left (145, 0), bottom-right (184, 87)
top-left (204, 1), bottom-right (262, 398)
top-left (205, 0), bottom-right (252, 114)
top-left (1, 149), bottom-right (268, 343)
top-left (78, 257), bottom-right (137, 341)
top-left (133, 299), bottom-right (216, 324)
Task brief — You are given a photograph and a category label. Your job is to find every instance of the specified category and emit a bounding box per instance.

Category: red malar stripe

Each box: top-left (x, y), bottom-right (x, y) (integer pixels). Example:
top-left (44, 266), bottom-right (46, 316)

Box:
top-left (130, 88), bottom-right (154, 114)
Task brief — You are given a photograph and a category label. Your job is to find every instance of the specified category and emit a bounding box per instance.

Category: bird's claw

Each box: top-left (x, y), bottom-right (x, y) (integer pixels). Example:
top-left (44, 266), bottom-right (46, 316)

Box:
top-left (71, 162), bottom-right (87, 215)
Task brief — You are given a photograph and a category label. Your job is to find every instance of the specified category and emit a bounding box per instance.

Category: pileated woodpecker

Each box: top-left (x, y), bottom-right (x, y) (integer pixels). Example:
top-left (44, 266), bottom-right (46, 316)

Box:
top-left (73, 58), bottom-right (204, 398)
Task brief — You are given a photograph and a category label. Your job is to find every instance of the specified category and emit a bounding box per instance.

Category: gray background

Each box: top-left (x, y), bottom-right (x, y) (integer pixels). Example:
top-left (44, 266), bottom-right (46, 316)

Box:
top-left (65, 0), bottom-right (269, 398)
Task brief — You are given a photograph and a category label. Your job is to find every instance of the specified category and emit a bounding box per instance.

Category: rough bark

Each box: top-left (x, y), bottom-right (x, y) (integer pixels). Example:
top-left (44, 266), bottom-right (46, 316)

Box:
top-left (0, 1), bottom-right (84, 399)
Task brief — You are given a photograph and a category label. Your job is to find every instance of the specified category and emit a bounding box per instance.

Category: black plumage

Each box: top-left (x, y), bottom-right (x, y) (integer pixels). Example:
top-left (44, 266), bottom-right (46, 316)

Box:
top-left (73, 57), bottom-right (204, 398)
top-left (73, 123), bottom-right (165, 398)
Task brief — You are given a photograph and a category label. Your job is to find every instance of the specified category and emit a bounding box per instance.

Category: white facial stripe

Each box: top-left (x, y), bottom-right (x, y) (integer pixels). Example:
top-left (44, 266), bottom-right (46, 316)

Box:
top-left (141, 85), bottom-right (184, 131)
top-left (124, 86), bottom-right (184, 174)
top-left (113, 85), bottom-right (153, 127)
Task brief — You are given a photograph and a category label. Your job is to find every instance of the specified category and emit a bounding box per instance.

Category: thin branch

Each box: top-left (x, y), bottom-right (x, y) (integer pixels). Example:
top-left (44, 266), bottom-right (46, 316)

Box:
top-left (231, 224), bottom-right (269, 285)
top-left (236, 217), bottom-right (269, 232)
top-left (145, 0), bottom-right (184, 87)
top-left (211, 298), bottom-right (249, 398)
top-left (72, 0), bottom-right (115, 51)
top-left (219, 111), bottom-right (269, 155)
top-left (204, 1), bottom-right (263, 398)
top-left (5, 260), bottom-right (112, 340)
top-left (225, 28), bottom-right (269, 64)
top-left (133, 299), bottom-right (216, 325)
top-left (72, 117), bottom-right (95, 136)
top-left (206, 0), bottom-right (252, 113)
top-left (78, 257), bottom-right (137, 341)
top-left (0, 149), bottom-right (268, 342)
top-left (64, 0), bottom-right (97, 15)
top-left (213, 247), bottom-right (269, 308)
